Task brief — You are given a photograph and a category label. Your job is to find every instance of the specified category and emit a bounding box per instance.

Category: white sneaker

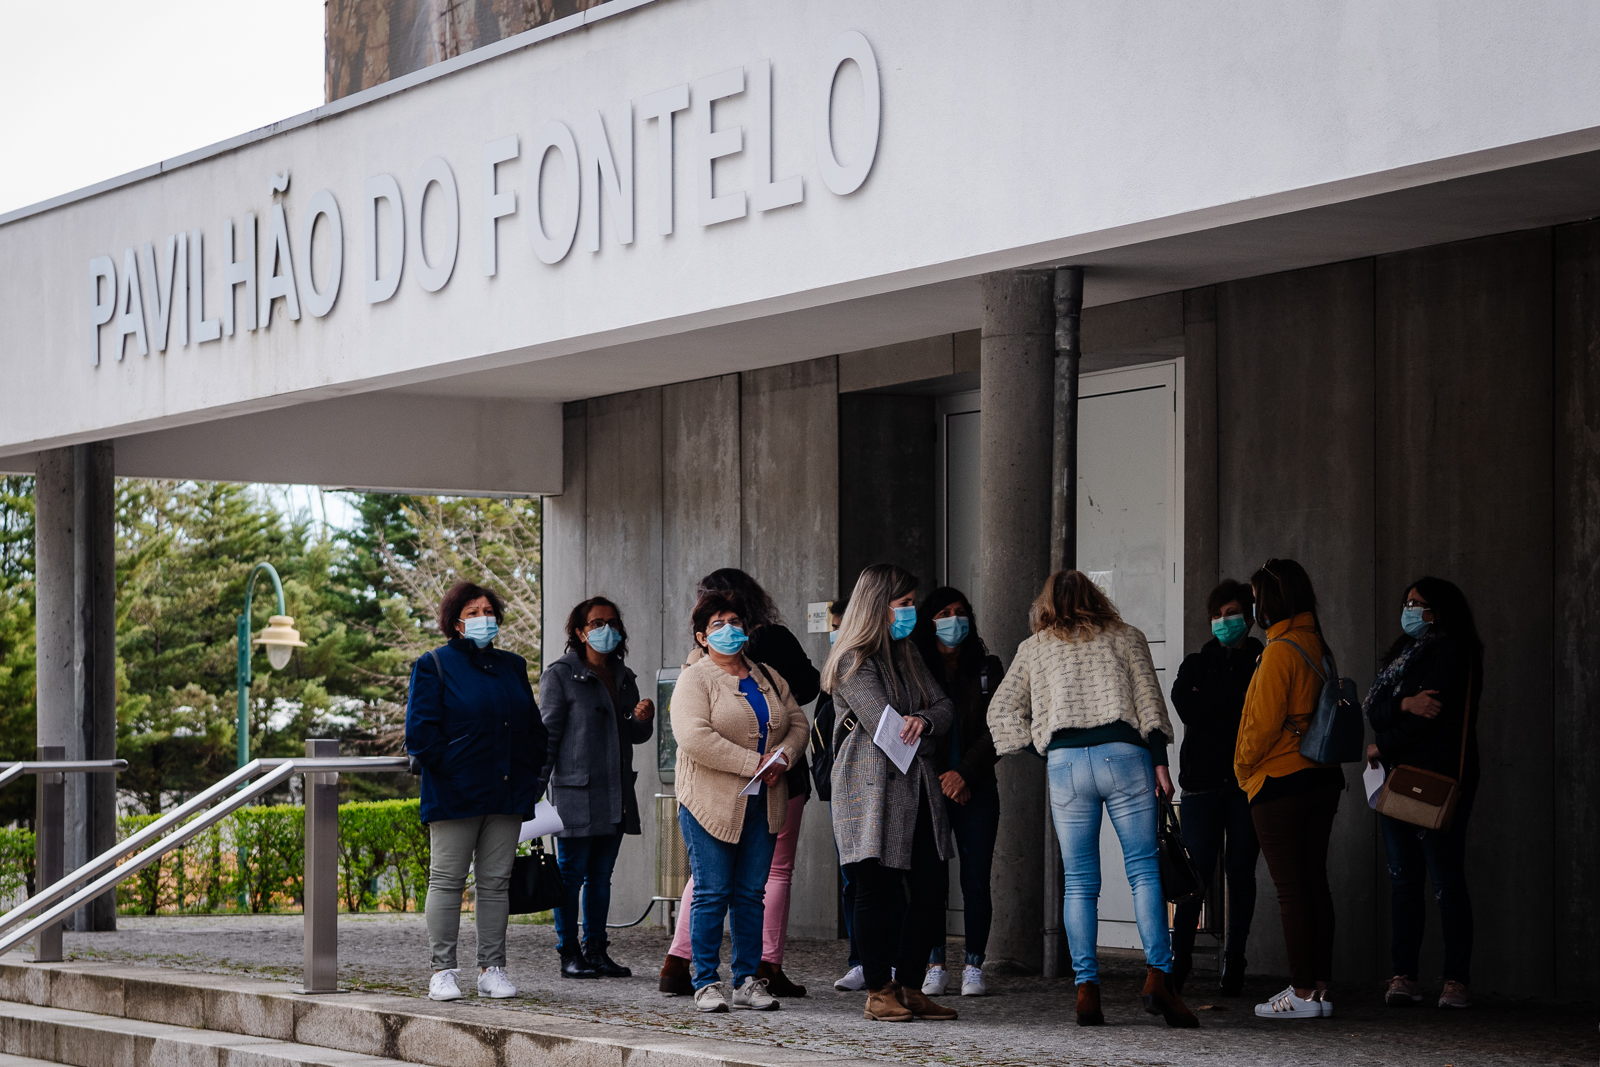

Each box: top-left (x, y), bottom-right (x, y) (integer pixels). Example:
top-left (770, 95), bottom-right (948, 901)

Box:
top-left (732, 976), bottom-right (780, 1011)
top-left (694, 982), bottom-right (730, 1013)
top-left (921, 965), bottom-right (948, 996)
top-left (1315, 990), bottom-right (1333, 1017)
top-left (960, 965), bottom-right (987, 997)
top-left (1255, 985), bottom-right (1324, 1019)
top-left (834, 965), bottom-right (866, 992)
top-left (429, 969), bottom-right (464, 1001)
top-left (476, 966), bottom-right (517, 999)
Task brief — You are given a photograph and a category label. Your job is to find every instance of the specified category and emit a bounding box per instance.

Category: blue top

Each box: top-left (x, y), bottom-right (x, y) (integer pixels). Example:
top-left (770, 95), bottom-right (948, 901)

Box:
top-left (405, 638), bottom-right (549, 824)
top-left (739, 675), bottom-right (770, 755)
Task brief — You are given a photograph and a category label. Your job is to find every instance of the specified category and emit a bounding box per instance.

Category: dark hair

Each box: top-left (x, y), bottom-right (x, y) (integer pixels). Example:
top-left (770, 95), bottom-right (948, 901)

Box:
top-left (1250, 558), bottom-right (1331, 658)
top-left (1207, 579), bottom-right (1255, 619)
top-left (911, 586), bottom-right (990, 680)
top-left (696, 569), bottom-right (778, 632)
top-left (1031, 570), bottom-right (1123, 640)
top-left (438, 581), bottom-right (505, 638)
top-left (1380, 576), bottom-right (1485, 669)
top-left (691, 591), bottom-right (746, 650)
top-left (565, 596), bottom-right (628, 660)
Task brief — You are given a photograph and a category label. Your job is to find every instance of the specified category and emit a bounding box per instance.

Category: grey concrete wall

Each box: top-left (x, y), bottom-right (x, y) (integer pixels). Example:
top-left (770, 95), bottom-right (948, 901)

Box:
top-left (978, 270), bottom-right (1055, 972)
top-left (1182, 287), bottom-right (1220, 658)
top-left (1216, 258), bottom-right (1379, 984)
top-left (1552, 220), bottom-right (1600, 994)
top-left (837, 393), bottom-right (937, 599)
top-left (1375, 230), bottom-right (1554, 998)
top-left (541, 403), bottom-right (588, 674)
top-left (740, 357), bottom-right (839, 941)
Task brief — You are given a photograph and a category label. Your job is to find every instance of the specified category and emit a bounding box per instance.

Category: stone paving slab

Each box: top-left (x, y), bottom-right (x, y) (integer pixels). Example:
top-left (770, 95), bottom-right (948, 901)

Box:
top-left (26, 913), bottom-right (1598, 1067)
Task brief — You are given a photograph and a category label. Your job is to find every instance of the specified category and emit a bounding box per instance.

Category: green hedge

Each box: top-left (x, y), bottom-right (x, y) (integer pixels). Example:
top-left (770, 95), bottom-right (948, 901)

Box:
top-left (0, 827), bottom-right (34, 903)
top-left (100, 799), bottom-right (437, 915)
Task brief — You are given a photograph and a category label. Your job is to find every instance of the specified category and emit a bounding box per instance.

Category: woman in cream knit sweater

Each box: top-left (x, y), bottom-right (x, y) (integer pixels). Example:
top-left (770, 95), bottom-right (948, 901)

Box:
top-left (987, 570), bottom-right (1196, 1029)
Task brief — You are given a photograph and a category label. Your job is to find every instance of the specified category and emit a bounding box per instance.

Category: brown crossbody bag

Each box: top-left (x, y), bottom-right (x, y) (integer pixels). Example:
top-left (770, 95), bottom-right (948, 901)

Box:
top-left (1373, 668), bottom-right (1472, 832)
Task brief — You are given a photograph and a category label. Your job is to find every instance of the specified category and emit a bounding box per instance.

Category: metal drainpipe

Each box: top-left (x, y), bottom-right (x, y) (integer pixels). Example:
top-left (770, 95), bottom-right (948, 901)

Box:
top-left (1042, 265), bottom-right (1083, 980)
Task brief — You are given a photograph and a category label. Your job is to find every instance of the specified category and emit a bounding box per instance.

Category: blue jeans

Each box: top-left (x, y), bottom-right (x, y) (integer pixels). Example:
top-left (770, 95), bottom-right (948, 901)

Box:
top-left (929, 779), bottom-right (1000, 967)
top-left (554, 831), bottom-right (624, 955)
top-left (1382, 793), bottom-right (1474, 984)
top-left (1047, 742), bottom-right (1172, 984)
top-left (679, 797), bottom-right (777, 990)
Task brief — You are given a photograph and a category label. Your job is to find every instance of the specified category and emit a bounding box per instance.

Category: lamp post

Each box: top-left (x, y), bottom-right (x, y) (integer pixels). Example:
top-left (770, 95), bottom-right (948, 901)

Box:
top-left (236, 562), bottom-right (307, 769)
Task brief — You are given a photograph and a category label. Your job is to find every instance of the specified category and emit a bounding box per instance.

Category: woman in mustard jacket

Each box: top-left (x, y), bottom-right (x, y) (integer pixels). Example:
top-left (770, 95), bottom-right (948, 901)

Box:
top-left (1234, 558), bottom-right (1344, 1022)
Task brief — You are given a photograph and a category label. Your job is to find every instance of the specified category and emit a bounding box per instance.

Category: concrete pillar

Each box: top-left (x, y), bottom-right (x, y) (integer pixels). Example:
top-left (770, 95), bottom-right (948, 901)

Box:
top-left (1181, 287), bottom-right (1220, 657)
top-left (33, 442), bottom-right (118, 931)
top-left (541, 402), bottom-right (588, 674)
top-left (978, 270), bottom-right (1054, 973)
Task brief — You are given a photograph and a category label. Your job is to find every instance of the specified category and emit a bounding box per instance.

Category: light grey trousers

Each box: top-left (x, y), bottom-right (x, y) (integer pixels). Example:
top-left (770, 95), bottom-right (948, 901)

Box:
top-left (425, 813), bottom-right (521, 970)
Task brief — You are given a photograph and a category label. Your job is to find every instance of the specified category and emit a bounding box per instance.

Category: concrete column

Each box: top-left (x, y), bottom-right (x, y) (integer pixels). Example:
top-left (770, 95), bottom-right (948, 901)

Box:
top-left (541, 402), bottom-right (588, 673)
top-left (978, 270), bottom-right (1054, 973)
top-left (1182, 287), bottom-right (1220, 657)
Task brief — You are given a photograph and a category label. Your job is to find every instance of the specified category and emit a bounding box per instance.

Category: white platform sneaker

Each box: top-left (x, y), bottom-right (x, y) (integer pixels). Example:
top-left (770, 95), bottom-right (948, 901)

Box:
top-left (921, 965), bottom-right (948, 996)
top-left (694, 982), bottom-right (730, 1013)
top-left (732, 976), bottom-right (780, 1010)
top-left (834, 965), bottom-right (866, 991)
top-left (477, 966), bottom-right (517, 999)
top-left (1255, 985), bottom-right (1324, 1019)
top-left (428, 969), bottom-right (464, 1001)
top-left (960, 966), bottom-right (987, 997)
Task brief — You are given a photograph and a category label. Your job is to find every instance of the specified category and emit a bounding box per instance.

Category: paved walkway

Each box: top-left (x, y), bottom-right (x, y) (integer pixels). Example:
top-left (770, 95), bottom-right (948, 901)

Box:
top-left (47, 914), bottom-right (1597, 1067)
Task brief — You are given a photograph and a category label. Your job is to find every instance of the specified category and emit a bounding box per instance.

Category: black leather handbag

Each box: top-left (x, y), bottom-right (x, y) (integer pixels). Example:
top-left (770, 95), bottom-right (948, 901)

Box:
top-left (508, 839), bottom-right (565, 914)
top-left (1156, 799), bottom-right (1204, 905)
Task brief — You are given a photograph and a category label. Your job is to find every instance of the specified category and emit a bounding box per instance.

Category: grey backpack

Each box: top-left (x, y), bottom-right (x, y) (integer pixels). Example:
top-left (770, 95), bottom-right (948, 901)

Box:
top-left (1268, 638), bottom-right (1364, 764)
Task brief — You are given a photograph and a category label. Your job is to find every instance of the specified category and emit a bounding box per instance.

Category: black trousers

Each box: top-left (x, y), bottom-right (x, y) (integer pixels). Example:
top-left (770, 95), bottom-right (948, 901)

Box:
top-left (1172, 786), bottom-right (1260, 962)
top-left (844, 796), bottom-right (947, 991)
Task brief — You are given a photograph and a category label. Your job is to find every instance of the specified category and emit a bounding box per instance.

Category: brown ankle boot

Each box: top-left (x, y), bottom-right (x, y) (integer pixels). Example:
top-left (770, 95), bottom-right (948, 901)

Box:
top-left (757, 961), bottom-right (807, 998)
top-left (1076, 981), bottom-right (1104, 1026)
top-left (896, 981), bottom-right (958, 1020)
top-left (1142, 965), bottom-right (1199, 1028)
top-left (658, 953), bottom-right (693, 995)
top-left (864, 982), bottom-right (913, 1022)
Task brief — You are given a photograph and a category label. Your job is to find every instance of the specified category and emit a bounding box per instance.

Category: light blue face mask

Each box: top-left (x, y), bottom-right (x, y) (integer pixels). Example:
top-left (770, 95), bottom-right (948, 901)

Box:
top-left (1211, 614), bottom-right (1248, 647)
top-left (934, 615), bottom-right (970, 647)
top-left (829, 629), bottom-right (839, 645)
top-left (1401, 606), bottom-right (1430, 639)
top-left (705, 623), bottom-right (748, 655)
top-left (587, 623), bottom-right (621, 654)
top-left (462, 615), bottom-right (498, 648)
top-left (890, 605), bottom-right (917, 641)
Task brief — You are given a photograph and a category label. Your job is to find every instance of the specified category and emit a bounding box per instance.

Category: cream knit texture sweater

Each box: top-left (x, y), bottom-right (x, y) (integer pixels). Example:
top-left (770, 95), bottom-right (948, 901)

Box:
top-left (987, 623), bottom-right (1174, 756)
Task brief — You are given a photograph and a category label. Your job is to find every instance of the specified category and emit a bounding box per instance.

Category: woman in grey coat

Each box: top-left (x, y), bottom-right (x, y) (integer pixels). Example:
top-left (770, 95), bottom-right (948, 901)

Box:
top-left (538, 596), bottom-right (654, 979)
top-left (822, 563), bottom-right (957, 1023)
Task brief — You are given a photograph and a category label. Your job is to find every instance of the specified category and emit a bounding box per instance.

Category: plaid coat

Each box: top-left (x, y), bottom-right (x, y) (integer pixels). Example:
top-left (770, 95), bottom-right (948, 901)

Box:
top-left (829, 648), bottom-right (955, 869)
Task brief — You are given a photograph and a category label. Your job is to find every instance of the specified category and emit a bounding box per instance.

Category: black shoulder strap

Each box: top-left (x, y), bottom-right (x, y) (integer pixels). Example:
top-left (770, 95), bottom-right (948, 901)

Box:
top-left (427, 648), bottom-right (444, 677)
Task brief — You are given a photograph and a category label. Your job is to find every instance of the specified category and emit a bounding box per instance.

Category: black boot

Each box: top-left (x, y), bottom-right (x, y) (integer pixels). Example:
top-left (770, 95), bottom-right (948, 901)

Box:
top-left (583, 941), bottom-right (632, 978)
top-left (1171, 953), bottom-right (1192, 996)
top-left (560, 950), bottom-right (601, 979)
top-left (1219, 955), bottom-right (1246, 997)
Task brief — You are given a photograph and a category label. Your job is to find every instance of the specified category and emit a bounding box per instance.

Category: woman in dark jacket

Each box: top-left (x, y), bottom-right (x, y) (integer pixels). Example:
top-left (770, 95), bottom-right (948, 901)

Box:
top-left (660, 568), bottom-right (820, 998)
top-left (1169, 579), bottom-right (1263, 997)
top-left (1363, 577), bottom-right (1482, 1011)
top-left (539, 596), bottom-right (655, 979)
top-left (405, 581), bottom-right (547, 1002)
top-left (909, 587), bottom-right (1002, 998)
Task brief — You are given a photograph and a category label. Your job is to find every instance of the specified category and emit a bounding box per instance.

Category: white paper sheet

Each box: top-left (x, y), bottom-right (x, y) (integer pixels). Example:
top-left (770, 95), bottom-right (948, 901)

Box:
top-left (1363, 762), bottom-right (1386, 809)
top-left (739, 751), bottom-right (790, 797)
top-left (872, 704), bottom-right (921, 775)
top-left (518, 799), bottom-right (565, 842)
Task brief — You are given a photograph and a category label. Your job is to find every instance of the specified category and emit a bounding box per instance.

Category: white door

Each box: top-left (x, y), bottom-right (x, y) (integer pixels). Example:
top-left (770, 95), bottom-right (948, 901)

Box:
top-left (1076, 361), bottom-right (1185, 949)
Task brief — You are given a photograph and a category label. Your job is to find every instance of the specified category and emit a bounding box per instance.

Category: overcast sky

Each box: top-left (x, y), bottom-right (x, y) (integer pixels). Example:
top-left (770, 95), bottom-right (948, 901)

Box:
top-left (0, 0), bottom-right (325, 216)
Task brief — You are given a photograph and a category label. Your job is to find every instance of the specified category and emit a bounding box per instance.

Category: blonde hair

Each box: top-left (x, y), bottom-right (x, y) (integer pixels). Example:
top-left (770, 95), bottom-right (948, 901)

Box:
top-left (1031, 570), bottom-right (1124, 641)
top-left (821, 563), bottom-right (935, 707)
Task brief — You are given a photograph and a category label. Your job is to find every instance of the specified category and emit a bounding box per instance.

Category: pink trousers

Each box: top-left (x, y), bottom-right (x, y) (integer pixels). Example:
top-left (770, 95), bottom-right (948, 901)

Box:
top-left (671, 794), bottom-right (806, 965)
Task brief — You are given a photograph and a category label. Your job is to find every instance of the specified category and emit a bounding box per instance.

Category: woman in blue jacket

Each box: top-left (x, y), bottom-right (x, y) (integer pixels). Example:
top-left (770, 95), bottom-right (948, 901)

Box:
top-left (405, 581), bottom-right (547, 1002)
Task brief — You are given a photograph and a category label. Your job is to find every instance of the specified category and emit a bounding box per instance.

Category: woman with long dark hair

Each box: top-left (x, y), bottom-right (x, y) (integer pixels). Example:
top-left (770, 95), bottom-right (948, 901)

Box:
top-left (538, 596), bottom-right (654, 979)
top-left (1235, 558), bottom-right (1343, 1020)
top-left (909, 587), bottom-right (1002, 998)
top-left (823, 563), bottom-right (957, 1022)
top-left (1364, 577), bottom-right (1483, 1010)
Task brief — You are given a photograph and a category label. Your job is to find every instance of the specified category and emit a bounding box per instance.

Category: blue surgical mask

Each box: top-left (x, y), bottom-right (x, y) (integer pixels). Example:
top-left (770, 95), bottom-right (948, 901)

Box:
top-left (462, 615), bottom-right (498, 648)
top-left (1401, 607), bottom-right (1430, 639)
top-left (705, 624), bottom-right (748, 655)
top-left (1211, 614), bottom-right (1248, 647)
top-left (890, 606), bottom-right (917, 641)
top-left (829, 629), bottom-right (838, 645)
top-left (934, 615), bottom-right (970, 647)
top-left (587, 623), bottom-right (621, 654)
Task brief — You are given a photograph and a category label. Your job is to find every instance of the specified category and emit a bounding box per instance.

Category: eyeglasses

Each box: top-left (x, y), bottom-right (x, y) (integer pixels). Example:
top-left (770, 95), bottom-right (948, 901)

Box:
top-left (705, 618), bottom-right (745, 632)
top-left (1403, 599), bottom-right (1430, 609)
top-left (584, 617), bottom-right (619, 632)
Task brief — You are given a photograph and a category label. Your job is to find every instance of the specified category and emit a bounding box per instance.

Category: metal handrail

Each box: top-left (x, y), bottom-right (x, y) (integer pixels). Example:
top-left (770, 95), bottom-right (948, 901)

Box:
top-left (0, 760), bottom-right (129, 775)
top-left (1, 751), bottom-right (409, 993)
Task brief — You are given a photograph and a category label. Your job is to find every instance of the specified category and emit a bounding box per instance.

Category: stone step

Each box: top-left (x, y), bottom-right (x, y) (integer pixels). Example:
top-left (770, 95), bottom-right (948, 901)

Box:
top-left (0, 957), bottom-right (873, 1067)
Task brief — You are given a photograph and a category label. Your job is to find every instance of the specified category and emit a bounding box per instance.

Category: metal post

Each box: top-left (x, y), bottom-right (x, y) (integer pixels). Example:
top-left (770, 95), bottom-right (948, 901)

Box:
top-left (32, 746), bottom-right (65, 963)
top-left (1042, 265), bottom-right (1084, 980)
top-left (301, 740), bottom-right (341, 993)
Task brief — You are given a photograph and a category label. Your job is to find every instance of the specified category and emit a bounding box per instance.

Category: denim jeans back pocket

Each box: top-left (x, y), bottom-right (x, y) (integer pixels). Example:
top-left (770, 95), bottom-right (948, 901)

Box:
top-left (1105, 753), bottom-right (1151, 798)
top-left (1046, 750), bottom-right (1078, 805)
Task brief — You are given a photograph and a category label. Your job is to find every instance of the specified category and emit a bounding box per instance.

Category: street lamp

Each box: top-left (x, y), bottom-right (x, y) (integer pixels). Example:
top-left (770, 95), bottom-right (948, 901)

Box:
top-left (236, 562), bottom-right (307, 768)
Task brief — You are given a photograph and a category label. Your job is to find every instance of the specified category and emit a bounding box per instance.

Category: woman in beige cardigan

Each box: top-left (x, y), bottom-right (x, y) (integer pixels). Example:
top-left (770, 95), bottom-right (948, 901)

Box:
top-left (670, 590), bottom-right (808, 1014)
